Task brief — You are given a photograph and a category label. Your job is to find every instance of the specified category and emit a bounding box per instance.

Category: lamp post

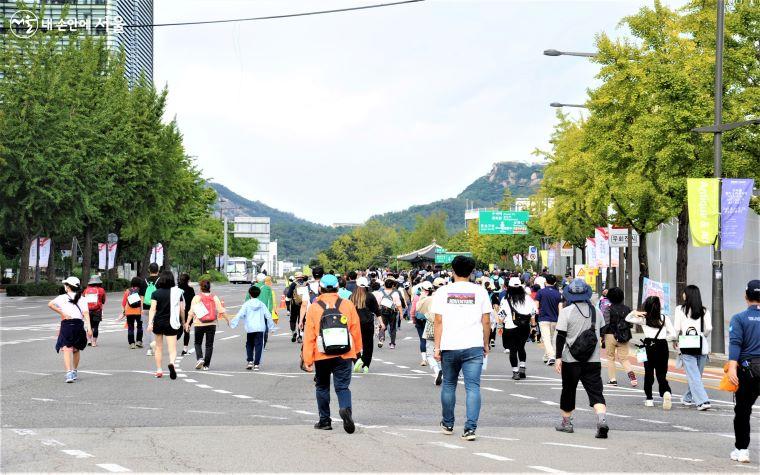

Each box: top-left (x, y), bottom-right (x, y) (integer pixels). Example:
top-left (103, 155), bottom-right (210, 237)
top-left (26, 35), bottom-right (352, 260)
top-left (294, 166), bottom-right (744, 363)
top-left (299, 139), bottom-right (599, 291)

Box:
top-left (550, 102), bottom-right (588, 109)
top-left (543, 49), bottom-right (597, 58)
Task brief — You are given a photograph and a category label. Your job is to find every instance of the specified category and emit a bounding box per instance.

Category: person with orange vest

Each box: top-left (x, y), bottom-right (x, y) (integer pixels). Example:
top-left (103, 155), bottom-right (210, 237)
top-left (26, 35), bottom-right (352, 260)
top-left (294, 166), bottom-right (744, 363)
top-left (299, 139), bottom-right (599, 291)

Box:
top-left (302, 274), bottom-right (363, 433)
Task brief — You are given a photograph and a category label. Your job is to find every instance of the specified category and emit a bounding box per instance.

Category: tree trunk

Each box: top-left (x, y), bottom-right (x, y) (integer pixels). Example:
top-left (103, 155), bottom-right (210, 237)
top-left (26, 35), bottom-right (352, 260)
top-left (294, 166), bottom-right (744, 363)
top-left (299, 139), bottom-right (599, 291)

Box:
top-left (637, 232), bottom-right (648, 308)
top-left (676, 204), bottom-right (689, 304)
top-left (163, 242), bottom-right (170, 270)
top-left (139, 245), bottom-right (151, 278)
top-left (19, 234), bottom-right (32, 283)
top-left (47, 237), bottom-right (56, 283)
top-left (82, 224), bottom-right (93, 282)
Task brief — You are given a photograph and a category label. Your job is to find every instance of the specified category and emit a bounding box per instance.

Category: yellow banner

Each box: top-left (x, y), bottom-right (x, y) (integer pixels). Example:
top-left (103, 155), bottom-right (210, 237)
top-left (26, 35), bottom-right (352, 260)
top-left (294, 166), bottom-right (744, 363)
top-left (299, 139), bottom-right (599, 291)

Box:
top-left (687, 178), bottom-right (720, 247)
top-left (539, 250), bottom-right (548, 266)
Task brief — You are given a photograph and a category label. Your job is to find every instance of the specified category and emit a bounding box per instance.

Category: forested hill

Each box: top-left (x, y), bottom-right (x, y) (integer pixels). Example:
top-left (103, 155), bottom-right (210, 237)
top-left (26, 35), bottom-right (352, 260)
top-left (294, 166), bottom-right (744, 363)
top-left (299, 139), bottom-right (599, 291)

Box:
top-left (370, 161), bottom-right (544, 231)
top-left (209, 183), bottom-right (347, 264)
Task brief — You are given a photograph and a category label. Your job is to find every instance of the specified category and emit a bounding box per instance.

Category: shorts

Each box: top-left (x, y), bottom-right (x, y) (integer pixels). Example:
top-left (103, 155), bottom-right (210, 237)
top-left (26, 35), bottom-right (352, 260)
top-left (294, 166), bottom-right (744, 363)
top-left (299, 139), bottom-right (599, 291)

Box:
top-left (152, 317), bottom-right (179, 336)
top-left (55, 319), bottom-right (87, 353)
top-left (560, 361), bottom-right (605, 412)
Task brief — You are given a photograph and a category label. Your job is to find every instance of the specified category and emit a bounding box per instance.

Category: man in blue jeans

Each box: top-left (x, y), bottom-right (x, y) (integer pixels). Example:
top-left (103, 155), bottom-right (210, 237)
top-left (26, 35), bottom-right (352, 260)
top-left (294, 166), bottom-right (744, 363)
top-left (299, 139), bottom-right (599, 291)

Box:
top-left (432, 256), bottom-right (492, 441)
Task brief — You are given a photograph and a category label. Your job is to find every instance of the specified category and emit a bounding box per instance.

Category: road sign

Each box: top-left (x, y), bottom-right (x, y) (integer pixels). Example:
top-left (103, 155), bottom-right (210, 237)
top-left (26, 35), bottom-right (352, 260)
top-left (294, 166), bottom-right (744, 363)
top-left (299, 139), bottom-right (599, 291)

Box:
top-left (434, 248), bottom-right (472, 264)
top-left (608, 227), bottom-right (639, 247)
top-left (107, 233), bottom-right (118, 244)
top-left (478, 210), bottom-right (529, 235)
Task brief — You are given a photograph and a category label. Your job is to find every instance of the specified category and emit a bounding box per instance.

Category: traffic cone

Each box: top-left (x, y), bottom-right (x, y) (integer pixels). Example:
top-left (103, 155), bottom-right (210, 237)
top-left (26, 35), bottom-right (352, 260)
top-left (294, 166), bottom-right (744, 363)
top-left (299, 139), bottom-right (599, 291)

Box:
top-left (279, 295), bottom-right (286, 310)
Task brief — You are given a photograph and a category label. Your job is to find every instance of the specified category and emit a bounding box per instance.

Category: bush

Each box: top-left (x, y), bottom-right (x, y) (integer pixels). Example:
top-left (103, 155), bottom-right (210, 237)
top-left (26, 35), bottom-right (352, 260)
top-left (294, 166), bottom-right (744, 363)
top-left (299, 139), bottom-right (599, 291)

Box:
top-left (5, 282), bottom-right (63, 296)
top-left (199, 270), bottom-right (228, 283)
top-left (103, 279), bottom-right (130, 292)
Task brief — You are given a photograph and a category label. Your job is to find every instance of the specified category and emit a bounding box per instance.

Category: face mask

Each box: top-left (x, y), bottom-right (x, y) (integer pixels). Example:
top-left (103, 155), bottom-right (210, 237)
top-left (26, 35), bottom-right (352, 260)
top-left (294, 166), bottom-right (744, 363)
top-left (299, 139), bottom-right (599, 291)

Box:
top-left (67, 291), bottom-right (77, 299)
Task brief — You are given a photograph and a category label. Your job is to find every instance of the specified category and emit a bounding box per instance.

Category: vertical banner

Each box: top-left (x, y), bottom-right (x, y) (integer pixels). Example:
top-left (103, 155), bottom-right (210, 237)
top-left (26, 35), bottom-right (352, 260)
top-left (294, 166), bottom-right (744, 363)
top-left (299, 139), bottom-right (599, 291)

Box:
top-left (687, 178), bottom-right (720, 247)
top-left (585, 238), bottom-right (597, 268)
top-left (539, 250), bottom-right (549, 267)
top-left (595, 227), bottom-right (610, 268)
top-left (642, 277), bottom-right (672, 315)
top-left (548, 249), bottom-right (556, 268)
top-left (150, 243), bottom-right (164, 267)
top-left (97, 243), bottom-right (117, 270)
top-left (527, 246), bottom-right (538, 262)
top-left (29, 237), bottom-right (51, 268)
top-left (512, 255), bottom-right (519, 268)
top-left (721, 178), bottom-right (754, 250)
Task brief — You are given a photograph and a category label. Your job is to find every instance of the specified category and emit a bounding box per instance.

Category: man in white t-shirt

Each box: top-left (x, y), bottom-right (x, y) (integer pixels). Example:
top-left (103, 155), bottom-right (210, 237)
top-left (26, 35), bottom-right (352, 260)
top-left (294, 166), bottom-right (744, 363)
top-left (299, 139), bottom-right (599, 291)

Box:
top-left (432, 256), bottom-right (491, 441)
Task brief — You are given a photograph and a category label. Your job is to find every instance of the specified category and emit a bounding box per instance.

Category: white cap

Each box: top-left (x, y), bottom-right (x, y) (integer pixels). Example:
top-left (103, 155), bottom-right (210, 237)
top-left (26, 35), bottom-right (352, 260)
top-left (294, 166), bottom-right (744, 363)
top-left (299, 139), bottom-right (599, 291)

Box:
top-left (420, 281), bottom-right (433, 290)
top-left (256, 273), bottom-right (266, 282)
top-left (356, 276), bottom-right (370, 288)
top-left (508, 277), bottom-right (522, 288)
top-left (62, 276), bottom-right (81, 288)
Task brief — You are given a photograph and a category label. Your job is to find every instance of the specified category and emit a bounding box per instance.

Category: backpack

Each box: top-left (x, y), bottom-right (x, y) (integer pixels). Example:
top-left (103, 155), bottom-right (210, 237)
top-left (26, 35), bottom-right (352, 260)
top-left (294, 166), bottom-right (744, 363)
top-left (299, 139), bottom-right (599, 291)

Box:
top-left (568, 303), bottom-right (598, 362)
top-left (84, 288), bottom-right (101, 311)
top-left (506, 299), bottom-right (531, 327)
top-left (609, 306), bottom-right (632, 343)
top-left (378, 290), bottom-right (397, 318)
top-left (126, 287), bottom-right (142, 309)
top-left (198, 293), bottom-right (218, 323)
top-left (144, 278), bottom-right (157, 306)
top-left (316, 298), bottom-right (352, 355)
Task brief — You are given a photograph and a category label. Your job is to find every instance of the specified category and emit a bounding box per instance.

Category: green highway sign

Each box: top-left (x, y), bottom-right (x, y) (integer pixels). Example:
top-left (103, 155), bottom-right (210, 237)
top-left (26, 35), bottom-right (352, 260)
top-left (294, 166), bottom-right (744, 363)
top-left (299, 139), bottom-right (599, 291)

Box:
top-left (434, 248), bottom-right (472, 264)
top-left (478, 210), bottom-right (530, 235)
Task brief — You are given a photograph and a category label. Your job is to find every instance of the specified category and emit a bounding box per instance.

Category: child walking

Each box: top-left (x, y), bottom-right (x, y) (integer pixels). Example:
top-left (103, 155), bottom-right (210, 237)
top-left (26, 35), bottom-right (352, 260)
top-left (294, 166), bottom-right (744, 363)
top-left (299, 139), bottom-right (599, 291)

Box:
top-left (231, 286), bottom-right (274, 371)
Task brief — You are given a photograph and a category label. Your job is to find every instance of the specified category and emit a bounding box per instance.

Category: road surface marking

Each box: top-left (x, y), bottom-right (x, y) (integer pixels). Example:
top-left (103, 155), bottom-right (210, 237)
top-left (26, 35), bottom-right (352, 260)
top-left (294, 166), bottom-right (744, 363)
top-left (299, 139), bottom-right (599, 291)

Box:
top-left (14, 306), bottom-right (41, 310)
top-left (219, 335), bottom-right (240, 341)
top-left (474, 453), bottom-right (513, 461)
top-left (195, 384), bottom-right (213, 389)
top-left (605, 412), bottom-right (631, 418)
top-left (176, 373), bottom-right (187, 378)
top-left (126, 406), bottom-right (159, 411)
top-left (672, 425), bottom-right (699, 432)
top-left (375, 373), bottom-right (419, 379)
top-left (411, 369), bottom-right (427, 374)
top-left (397, 365), bottom-right (409, 369)
top-left (374, 358), bottom-right (383, 361)
top-left (233, 395), bottom-right (252, 399)
top-left (355, 423), bottom-right (388, 429)
top-left (294, 410), bottom-right (316, 415)
top-left (251, 414), bottom-right (288, 420)
top-left (635, 452), bottom-right (702, 462)
top-left (270, 404), bottom-right (291, 409)
top-left (187, 410), bottom-right (226, 415)
top-left (382, 431), bottom-right (407, 437)
top-left (509, 394), bottom-right (536, 399)
top-left (528, 466), bottom-right (565, 473)
top-left (31, 398), bottom-right (56, 402)
top-left (213, 389), bottom-right (232, 394)
top-left (183, 379), bottom-right (198, 383)
top-left (78, 370), bottom-right (112, 376)
top-left (40, 439), bottom-right (65, 447)
top-left (542, 442), bottom-right (606, 450)
top-left (479, 435), bottom-right (519, 441)
top-left (12, 429), bottom-right (36, 436)
top-left (193, 372), bottom-right (233, 377)
top-left (0, 314), bottom-right (30, 319)
top-left (61, 449), bottom-right (94, 458)
top-left (401, 428), bottom-right (440, 434)
top-left (637, 418), bottom-right (667, 424)
top-left (541, 400), bottom-right (559, 406)
top-left (96, 463), bottom-right (131, 472)
top-left (382, 361), bottom-right (395, 365)
top-left (483, 387), bottom-right (503, 392)
top-left (429, 441), bottom-right (464, 449)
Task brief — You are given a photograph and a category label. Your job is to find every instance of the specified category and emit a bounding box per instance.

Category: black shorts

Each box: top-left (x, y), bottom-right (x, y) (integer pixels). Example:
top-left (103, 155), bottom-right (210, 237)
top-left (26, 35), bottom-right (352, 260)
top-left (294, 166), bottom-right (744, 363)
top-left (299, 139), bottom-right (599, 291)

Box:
top-left (560, 361), bottom-right (605, 412)
top-left (152, 317), bottom-right (179, 336)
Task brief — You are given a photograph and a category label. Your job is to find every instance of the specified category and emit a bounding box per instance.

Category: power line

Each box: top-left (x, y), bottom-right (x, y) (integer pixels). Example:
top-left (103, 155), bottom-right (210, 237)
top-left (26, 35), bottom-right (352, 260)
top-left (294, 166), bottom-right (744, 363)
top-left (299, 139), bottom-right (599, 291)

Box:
top-left (124, 0), bottom-right (425, 29)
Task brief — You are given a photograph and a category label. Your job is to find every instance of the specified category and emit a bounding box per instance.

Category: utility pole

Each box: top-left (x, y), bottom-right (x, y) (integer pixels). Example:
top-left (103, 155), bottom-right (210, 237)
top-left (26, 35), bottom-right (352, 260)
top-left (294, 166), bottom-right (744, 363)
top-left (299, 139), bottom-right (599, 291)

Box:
top-left (34, 235), bottom-right (41, 284)
top-left (625, 227), bottom-right (633, 309)
top-left (711, 0), bottom-right (726, 354)
top-left (223, 215), bottom-right (229, 274)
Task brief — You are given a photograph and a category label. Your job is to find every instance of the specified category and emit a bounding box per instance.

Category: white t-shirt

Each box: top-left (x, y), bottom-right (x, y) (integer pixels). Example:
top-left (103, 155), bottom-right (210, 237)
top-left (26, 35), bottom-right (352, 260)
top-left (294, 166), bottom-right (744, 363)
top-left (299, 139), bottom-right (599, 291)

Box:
top-left (374, 289), bottom-right (401, 310)
top-left (534, 275), bottom-right (547, 289)
top-left (498, 295), bottom-right (537, 330)
top-left (431, 281), bottom-right (491, 351)
top-left (51, 293), bottom-right (89, 320)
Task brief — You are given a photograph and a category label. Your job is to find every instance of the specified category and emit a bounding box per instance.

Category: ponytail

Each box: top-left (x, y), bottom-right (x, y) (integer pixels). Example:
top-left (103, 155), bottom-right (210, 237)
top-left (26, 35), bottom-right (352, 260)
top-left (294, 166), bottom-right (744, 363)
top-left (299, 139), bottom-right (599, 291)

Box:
top-left (68, 285), bottom-right (82, 305)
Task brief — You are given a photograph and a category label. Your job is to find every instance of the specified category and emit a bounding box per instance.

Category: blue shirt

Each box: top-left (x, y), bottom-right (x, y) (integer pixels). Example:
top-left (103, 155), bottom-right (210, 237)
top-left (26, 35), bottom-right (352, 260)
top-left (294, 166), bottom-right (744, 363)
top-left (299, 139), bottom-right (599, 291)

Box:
top-left (536, 286), bottom-right (561, 323)
top-left (338, 288), bottom-right (352, 300)
top-left (231, 297), bottom-right (273, 334)
top-left (729, 305), bottom-right (760, 361)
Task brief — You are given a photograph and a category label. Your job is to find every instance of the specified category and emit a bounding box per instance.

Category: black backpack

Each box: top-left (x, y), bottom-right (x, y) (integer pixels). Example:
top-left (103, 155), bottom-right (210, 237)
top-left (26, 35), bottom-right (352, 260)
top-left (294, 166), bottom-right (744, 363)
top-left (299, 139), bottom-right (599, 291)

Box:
top-left (568, 302), bottom-right (598, 362)
top-left (378, 290), bottom-right (397, 318)
top-left (316, 298), bottom-right (352, 355)
top-left (609, 306), bottom-right (632, 343)
top-left (506, 299), bottom-right (532, 327)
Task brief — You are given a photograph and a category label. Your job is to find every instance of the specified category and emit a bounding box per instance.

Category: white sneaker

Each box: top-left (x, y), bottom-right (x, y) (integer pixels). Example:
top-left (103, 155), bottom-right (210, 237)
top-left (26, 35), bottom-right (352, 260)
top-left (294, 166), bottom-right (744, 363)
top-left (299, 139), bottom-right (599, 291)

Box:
top-left (150, 341), bottom-right (156, 351)
top-left (730, 448), bottom-right (750, 463)
top-left (644, 399), bottom-right (655, 407)
top-left (146, 349), bottom-right (153, 356)
top-left (697, 402), bottom-right (712, 411)
top-left (195, 359), bottom-right (204, 370)
top-left (662, 391), bottom-right (672, 410)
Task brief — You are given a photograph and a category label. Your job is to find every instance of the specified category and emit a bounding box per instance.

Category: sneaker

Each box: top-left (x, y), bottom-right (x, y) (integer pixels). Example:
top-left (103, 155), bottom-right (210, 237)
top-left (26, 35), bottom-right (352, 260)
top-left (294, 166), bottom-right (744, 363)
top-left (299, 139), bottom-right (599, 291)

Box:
top-left (682, 398), bottom-right (695, 407)
top-left (730, 448), bottom-right (750, 463)
top-left (296, 336), bottom-right (303, 343)
top-left (440, 421), bottom-right (454, 435)
top-left (420, 360), bottom-right (428, 367)
top-left (644, 399), bottom-right (655, 407)
top-left (146, 350), bottom-right (153, 356)
top-left (555, 418), bottom-right (574, 433)
top-left (314, 420), bottom-right (332, 430)
top-left (65, 371), bottom-right (75, 383)
top-left (607, 380), bottom-right (618, 386)
top-left (519, 368), bottom-right (526, 379)
top-left (155, 371), bottom-right (163, 378)
top-left (362, 366), bottom-right (369, 374)
top-left (181, 349), bottom-right (188, 356)
top-left (168, 364), bottom-right (177, 380)
top-left (512, 371), bottom-right (521, 381)
top-left (195, 359), bottom-right (204, 370)
top-left (202, 366), bottom-right (209, 371)
top-left (253, 365), bottom-right (260, 371)
top-left (129, 343), bottom-right (136, 349)
top-left (504, 348), bottom-right (510, 354)
top-left (87, 341), bottom-right (92, 346)
top-left (353, 360), bottom-right (364, 373)
top-left (150, 341), bottom-right (156, 351)
top-left (72, 370), bottom-right (77, 381)
top-left (662, 391), bottom-right (672, 410)
top-left (461, 429), bottom-right (477, 441)
top-left (246, 362), bottom-right (253, 370)
top-left (595, 422), bottom-right (609, 439)
top-left (136, 341), bottom-right (143, 348)
top-left (389, 344), bottom-right (396, 349)
top-left (697, 402), bottom-right (711, 411)
top-left (628, 371), bottom-right (638, 387)
top-left (377, 341), bottom-right (384, 348)
top-left (339, 407), bottom-right (355, 434)
top-left (546, 358), bottom-right (556, 366)
top-left (435, 370), bottom-right (443, 386)
top-left (291, 333), bottom-right (297, 343)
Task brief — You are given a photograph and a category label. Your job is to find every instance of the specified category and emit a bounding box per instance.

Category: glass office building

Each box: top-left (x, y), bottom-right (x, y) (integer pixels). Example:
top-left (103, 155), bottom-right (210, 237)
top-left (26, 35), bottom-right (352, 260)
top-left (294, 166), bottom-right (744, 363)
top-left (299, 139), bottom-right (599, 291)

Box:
top-left (1, 0), bottom-right (153, 84)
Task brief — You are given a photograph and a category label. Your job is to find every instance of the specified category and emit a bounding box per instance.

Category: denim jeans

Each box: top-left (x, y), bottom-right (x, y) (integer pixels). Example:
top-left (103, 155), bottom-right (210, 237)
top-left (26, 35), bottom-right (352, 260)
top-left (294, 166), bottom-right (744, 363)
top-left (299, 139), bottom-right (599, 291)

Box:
top-left (314, 358), bottom-right (353, 423)
top-left (245, 332), bottom-right (264, 365)
top-left (441, 346), bottom-right (484, 431)
top-left (415, 320), bottom-right (427, 352)
top-left (681, 354), bottom-right (709, 405)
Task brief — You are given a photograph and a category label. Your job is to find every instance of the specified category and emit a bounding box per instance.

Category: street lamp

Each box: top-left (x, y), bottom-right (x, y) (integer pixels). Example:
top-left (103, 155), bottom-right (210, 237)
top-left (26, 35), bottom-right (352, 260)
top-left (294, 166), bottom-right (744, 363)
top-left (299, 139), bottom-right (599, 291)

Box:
top-left (543, 49), bottom-right (597, 58)
top-left (550, 102), bottom-right (588, 108)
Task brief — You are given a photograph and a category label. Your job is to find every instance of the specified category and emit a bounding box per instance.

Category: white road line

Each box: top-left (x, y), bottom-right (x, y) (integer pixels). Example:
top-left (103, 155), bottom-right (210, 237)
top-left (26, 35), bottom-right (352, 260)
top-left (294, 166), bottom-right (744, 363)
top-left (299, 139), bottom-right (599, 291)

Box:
top-left (195, 384), bottom-right (213, 389)
top-left (194, 372), bottom-right (233, 377)
top-left (635, 452), bottom-right (703, 462)
top-left (605, 412), bottom-right (631, 418)
top-left (637, 418), bottom-right (668, 424)
top-left (14, 306), bottom-right (41, 310)
top-left (77, 370), bottom-right (112, 376)
top-left (479, 435), bottom-right (519, 441)
top-left (125, 406), bottom-right (159, 411)
top-left (541, 400), bottom-right (559, 406)
top-left (401, 428), bottom-right (440, 434)
top-left (509, 393), bottom-right (536, 399)
top-left (382, 431), bottom-right (407, 437)
top-left (294, 410), bottom-right (316, 415)
top-left (31, 398), bottom-right (56, 402)
top-left (474, 452), bottom-right (513, 461)
top-left (734, 464), bottom-right (759, 470)
top-left (270, 404), bottom-right (291, 409)
top-left (382, 361), bottom-right (395, 365)
top-left (96, 463), bottom-right (131, 472)
top-left (411, 369), bottom-right (427, 374)
top-left (213, 389), bottom-right (232, 394)
top-left (61, 449), bottom-right (94, 459)
top-left (429, 441), bottom-right (464, 449)
top-left (19, 371), bottom-right (51, 376)
top-left (40, 439), bottom-right (66, 447)
top-left (187, 410), bottom-right (227, 415)
top-left (218, 335), bottom-right (240, 341)
top-left (233, 395), bottom-right (252, 399)
top-left (397, 365), bottom-right (409, 369)
top-left (251, 415), bottom-right (288, 420)
top-left (375, 373), bottom-right (419, 379)
top-left (0, 314), bottom-right (30, 319)
top-left (672, 425), bottom-right (699, 432)
top-left (528, 466), bottom-right (565, 473)
top-left (482, 387), bottom-right (503, 392)
top-left (542, 442), bottom-right (606, 450)
top-left (177, 373), bottom-right (187, 378)
top-left (374, 358), bottom-right (383, 361)
top-left (183, 379), bottom-right (198, 383)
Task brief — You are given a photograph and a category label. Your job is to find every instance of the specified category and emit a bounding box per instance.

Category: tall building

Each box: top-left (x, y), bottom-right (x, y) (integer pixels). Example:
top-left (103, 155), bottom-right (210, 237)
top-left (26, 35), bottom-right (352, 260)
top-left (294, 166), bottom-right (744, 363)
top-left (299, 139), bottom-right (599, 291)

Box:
top-left (1, 0), bottom-right (153, 84)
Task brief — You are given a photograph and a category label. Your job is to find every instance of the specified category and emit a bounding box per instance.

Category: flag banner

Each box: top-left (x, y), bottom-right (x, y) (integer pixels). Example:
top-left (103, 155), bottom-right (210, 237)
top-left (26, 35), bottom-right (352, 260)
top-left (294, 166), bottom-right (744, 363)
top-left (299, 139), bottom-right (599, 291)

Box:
top-left (29, 237), bottom-right (51, 268)
top-left (595, 227), bottom-right (610, 268)
top-left (548, 249), bottom-right (556, 268)
top-left (98, 243), bottom-right (117, 270)
top-left (150, 243), bottom-right (164, 267)
top-left (687, 178), bottom-right (720, 247)
top-left (539, 250), bottom-right (548, 267)
top-left (585, 238), bottom-right (597, 268)
top-left (721, 178), bottom-right (754, 250)
top-left (642, 277), bottom-right (672, 315)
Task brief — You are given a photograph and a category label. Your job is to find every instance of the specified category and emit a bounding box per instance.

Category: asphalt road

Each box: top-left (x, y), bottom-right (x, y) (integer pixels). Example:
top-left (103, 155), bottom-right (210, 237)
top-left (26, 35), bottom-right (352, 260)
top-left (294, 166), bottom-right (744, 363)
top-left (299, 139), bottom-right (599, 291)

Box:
top-left (1, 283), bottom-right (759, 473)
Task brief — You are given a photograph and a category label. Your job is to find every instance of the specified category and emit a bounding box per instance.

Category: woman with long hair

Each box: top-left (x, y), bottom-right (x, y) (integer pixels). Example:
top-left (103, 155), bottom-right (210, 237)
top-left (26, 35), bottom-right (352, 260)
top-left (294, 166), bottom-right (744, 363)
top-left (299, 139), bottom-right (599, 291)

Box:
top-left (147, 271), bottom-right (185, 379)
top-left (497, 277), bottom-right (536, 380)
top-left (178, 273), bottom-right (195, 356)
top-left (48, 277), bottom-right (92, 383)
top-left (674, 285), bottom-right (713, 410)
top-left (350, 277), bottom-right (382, 373)
top-left (626, 296), bottom-right (676, 408)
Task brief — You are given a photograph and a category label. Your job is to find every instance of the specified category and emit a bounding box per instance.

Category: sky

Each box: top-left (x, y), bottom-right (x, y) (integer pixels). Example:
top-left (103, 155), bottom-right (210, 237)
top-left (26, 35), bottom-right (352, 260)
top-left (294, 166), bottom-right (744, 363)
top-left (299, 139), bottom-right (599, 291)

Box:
top-left (154, 0), bottom-right (688, 225)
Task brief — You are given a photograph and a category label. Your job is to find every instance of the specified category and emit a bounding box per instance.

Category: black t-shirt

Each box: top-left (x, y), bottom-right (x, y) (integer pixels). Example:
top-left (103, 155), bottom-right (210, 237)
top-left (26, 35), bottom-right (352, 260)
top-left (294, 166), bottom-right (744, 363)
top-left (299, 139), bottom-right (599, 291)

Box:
top-left (140, 275), bottom-right (159, 309)
top-left (179, 284), bottom-right (195, 315)
top-left (151, 288), bottom-right (174, 323)
top-left (356, 292), bottom-right (380, 324)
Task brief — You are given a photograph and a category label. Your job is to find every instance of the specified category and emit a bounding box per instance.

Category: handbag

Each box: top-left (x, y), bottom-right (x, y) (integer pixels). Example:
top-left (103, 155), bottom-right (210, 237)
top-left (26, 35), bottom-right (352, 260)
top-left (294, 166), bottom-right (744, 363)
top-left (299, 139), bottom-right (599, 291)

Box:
top-left (718, 362), bottom-right (738, 392)
top-left (636, 347), bottom-right (648, 363)
top-left (679, 312), bottom-right (704, 355)
top-left (423, 319), bottom-right (435, 340)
